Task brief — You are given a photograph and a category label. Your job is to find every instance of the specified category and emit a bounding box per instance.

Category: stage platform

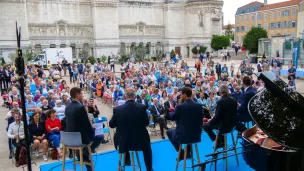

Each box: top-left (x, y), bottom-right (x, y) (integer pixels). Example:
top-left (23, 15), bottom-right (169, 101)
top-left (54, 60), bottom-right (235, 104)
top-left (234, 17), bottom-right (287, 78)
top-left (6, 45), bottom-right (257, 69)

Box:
top-left (40, 132), bottom-right (254, 171)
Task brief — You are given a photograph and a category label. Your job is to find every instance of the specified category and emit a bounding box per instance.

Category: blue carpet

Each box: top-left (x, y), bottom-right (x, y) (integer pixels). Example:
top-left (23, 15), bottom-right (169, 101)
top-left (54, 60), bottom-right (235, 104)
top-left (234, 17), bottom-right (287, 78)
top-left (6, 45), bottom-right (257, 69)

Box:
top-left (40, 131), bottom-right (254, 171)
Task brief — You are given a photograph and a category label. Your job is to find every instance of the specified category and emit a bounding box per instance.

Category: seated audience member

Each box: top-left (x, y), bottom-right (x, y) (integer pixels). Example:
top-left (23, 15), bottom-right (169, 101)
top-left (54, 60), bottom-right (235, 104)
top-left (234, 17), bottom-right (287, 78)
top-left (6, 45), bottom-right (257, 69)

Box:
top-left (148, 98), bottom-right (167, 139)
top-left (62, 93), bottom-right (71, 106)
top-left (41, 100), bottom-right (51, 113)
top-left (25, 94), bottom-right (36, 112)
top-left (7, 108), bottom-right (18, 159)
top-left (164, 94), bottom-right (176, 120)
top-left (236, 76), bottom-right (257, 133)
top-left (136, 92), bottom-right (148, 107)
top-left (39, 82), bottom-right (49, 95)
top-left (37, 96), bottom-right (45, 108)
top-left (7, 111), bottom-right (25, 167)
top-left (87, 98), bottom-right (100, 118)
top-left (29, 112), bottom-right (48, 161)
top-left (232, 86), bottom-right (243, 104)
top-left (49, 96), bottom-right (58, 108)
top-left (33, 90), bottom-right (41, 102)
top-left (45, 109), bottom-right (62, 158)
top-left (53, 100), bottom-right (66, 114)
top-left (5, 102), bottom-right (22, 120)
top-left (167, 87), bottom-right (204, 160)
top-left (203, 85), bottom-right (237, 148)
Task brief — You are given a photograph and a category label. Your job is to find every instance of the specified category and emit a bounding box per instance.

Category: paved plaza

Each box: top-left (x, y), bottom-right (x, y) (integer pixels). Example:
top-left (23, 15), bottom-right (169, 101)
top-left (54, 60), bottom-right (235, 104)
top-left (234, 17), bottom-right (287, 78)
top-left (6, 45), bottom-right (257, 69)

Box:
top-left (0, 58), bottom-right (303, 171)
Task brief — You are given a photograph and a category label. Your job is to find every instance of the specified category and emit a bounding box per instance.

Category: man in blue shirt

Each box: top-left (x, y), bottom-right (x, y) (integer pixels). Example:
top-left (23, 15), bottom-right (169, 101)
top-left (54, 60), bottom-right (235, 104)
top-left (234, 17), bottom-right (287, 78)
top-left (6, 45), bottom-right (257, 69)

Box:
top-left (165, 82), bottom-right (174, 95)
top-left (288, 64), bottom-right (296, 87)
top-left (25, 95), bottom-right (36, 112)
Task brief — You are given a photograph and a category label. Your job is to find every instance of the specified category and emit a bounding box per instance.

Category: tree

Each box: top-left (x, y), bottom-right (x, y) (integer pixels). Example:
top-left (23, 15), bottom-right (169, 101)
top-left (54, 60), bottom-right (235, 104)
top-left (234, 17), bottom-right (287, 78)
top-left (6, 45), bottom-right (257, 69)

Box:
top-left (78, 48), bottom-right (89, 63)
top-left (170, 49), bottom-right (175, 59)
top-left (191, 47), bottom-right (199, 55)
top-left (134, 44), bottom-right (146, 61)
top-left (211, 35), bottom-right (230, 50)
top-left (101, 55), bottom-right (107, 63)
top-left (88, 56), bottom-right (96, 64)
top-left (96, 57), bottom-right (101, 63)
top-left (243, 27), bottom-right (268, 54)
top-left (199, 46), bottom-right (207, 54)
top-left (0, 52), bottom-right (5, 64)
top-left (225, 23), bottom-right (234, 36)
top-left (24, 49), bottom-right (36, 62)
top-left (8, 51), bottom-right (17, 63)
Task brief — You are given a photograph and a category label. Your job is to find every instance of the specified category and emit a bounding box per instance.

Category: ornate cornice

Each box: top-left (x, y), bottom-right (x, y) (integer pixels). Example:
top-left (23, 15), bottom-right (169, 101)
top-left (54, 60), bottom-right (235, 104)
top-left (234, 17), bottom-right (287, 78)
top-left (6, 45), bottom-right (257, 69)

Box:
top-left (26, 0), bottom-right (91, 5)
top-left (28, 23), bottom-right (93, 27)
top-left (185, 1), bottom-right (223, 8)
top-left (0, 0), bottom-right (25, 3)
top-left (91, 1), bottom-right (118, 7)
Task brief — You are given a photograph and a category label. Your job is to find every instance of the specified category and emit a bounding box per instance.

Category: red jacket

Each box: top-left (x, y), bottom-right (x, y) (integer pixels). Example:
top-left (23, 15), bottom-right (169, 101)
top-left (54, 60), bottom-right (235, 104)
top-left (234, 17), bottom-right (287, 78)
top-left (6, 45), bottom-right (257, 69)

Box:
top-left (45, 118), bottom-right (62, 132)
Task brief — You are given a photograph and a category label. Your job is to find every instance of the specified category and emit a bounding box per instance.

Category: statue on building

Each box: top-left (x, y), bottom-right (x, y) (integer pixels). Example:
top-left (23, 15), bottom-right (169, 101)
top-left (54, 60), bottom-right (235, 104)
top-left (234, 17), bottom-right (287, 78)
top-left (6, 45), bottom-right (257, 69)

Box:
top-left (198, 11), bottom-right (204, 27)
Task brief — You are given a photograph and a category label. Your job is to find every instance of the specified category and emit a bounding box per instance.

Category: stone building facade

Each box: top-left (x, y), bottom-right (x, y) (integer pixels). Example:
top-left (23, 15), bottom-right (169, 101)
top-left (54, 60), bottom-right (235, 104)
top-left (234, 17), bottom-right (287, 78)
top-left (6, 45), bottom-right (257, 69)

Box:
top-left (0, 0), bottom-right (223, 61)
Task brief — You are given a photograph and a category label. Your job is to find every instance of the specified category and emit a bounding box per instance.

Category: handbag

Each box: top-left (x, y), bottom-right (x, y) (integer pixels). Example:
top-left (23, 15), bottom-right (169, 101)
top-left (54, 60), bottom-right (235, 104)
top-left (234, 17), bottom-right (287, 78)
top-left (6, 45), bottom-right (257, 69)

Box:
top-left (50, 148), bottom-right (58, 160)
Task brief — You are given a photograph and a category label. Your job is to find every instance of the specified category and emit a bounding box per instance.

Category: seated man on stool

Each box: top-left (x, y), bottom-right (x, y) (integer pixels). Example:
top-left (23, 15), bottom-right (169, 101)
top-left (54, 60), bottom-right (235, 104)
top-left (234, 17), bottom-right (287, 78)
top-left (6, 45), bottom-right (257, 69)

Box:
top-left (110, 88), bottom-right (153, 171)
top-left (203, 85), bottom-right (237, 148)
top-left (167, 87), bottom-right (204, 160)
top-left (149, 98), bottom-right (168, 139)
top-left (236, 76), bottom-right (256, 133)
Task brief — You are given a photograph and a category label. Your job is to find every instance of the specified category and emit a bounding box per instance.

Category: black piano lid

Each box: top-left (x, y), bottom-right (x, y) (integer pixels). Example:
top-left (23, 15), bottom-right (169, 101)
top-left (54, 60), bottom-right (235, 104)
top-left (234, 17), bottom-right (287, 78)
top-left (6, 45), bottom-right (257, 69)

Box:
top-left (248, 71), bottom-right (304, 150)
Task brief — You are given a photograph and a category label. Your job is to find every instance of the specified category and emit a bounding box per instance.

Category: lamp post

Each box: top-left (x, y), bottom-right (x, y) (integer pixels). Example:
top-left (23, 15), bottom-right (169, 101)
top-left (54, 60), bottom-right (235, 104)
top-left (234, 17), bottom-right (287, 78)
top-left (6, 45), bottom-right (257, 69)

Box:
top-left (15, 22), bottom-right (32, 171)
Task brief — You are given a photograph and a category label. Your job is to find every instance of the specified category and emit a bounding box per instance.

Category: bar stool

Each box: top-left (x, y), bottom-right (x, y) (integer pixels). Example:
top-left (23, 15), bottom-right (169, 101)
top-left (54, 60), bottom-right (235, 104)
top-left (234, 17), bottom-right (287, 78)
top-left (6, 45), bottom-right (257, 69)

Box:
top-left (175, 143), bottom-right (201, 171)
top-left (61, 131), bottom-right (94, 171)
top-left (118, 151), bottom-right (142, 171)
top-left (212, 128), bottom-right (239, 171)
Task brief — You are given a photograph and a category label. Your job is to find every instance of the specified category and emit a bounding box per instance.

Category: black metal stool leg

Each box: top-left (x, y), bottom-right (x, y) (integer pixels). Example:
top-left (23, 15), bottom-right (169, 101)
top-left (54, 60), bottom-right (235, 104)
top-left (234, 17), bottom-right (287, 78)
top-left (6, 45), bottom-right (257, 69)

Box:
top-left (191, 144), bottom-right (194, 171)
top-left (135, 151), bottom-right (142, 171)
top-left (224, 135), bottom-right (228, 171)
top-left (183, 145), bottom-right (187, 171)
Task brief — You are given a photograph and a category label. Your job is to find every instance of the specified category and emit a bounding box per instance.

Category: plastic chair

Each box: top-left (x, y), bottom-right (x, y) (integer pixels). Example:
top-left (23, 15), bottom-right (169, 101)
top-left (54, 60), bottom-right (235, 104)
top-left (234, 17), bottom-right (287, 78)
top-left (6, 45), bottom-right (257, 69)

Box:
top-left (61, 131), bottom-right (94, 171)
top-left (96, 117), bottom-right (113, 143)
top-left (57, 113), bottom-right (65, 120)
top-left (27, 112), bottom-right (34, 117)
top-left (147, 110), bottom-right (158, 136)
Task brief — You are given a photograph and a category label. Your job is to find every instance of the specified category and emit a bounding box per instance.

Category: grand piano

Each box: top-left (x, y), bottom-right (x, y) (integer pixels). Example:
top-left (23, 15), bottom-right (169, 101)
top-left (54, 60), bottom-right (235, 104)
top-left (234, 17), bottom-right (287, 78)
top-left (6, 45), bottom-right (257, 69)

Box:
top-left (242, 71), bottom-right (304, 171)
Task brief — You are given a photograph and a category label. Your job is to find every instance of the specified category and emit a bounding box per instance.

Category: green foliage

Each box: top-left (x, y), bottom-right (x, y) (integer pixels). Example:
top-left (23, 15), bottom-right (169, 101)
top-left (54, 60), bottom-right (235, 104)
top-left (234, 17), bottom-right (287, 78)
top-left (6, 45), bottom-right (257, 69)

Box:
top-left (134, 44), bottom-right (146, 60)
top-left (78, 49), bottom-right (89, 62)
top-left (108, 56), bottom-right (110, 64)
top-left (199, 46), bottom-right (207, 54)
top-left (191, 47), bottom-right (199, 55)
top-left (229, 34), bottom-right (234, 41)
top-left (101, 55), bottom-right (107, 63)
top-left (146, 44), bottom-right (150, 55)
top-left (0, 52), bottom-right (5, 64)
top-left (211, 35), bottom-right (230, 50)
top-left (151, 56), bottom-right (157, 61)
top-left (24, 49), bottom-right (36, 62)
top-left (96, 57), bottom-right (101, 63)
top-left (170, 50), bottom-right (175, 59)
top-left (285, 41), bottom-right (292, 49)
top-left (225, 24), bottom-right (234, 36)
top-left (88, 56), bottom-right (96, 64)
top-left (8, 51), bottom-right (17, 63)
top-left (243, 27), bottom-right (268, 54)
top-left (121, 55), bottom-right (127, 62)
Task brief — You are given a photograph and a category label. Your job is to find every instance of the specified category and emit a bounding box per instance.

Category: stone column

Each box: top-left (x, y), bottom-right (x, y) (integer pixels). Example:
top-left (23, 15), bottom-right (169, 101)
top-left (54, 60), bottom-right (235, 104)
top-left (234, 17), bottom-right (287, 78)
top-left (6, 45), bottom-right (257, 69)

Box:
top-left (189, 46), bottom-right (193, 58)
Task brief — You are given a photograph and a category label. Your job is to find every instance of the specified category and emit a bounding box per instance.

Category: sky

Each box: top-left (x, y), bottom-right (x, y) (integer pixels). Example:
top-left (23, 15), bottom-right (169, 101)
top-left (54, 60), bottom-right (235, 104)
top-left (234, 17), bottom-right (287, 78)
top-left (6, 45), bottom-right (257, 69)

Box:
top-left (223, 0), bottom-right (287, 25)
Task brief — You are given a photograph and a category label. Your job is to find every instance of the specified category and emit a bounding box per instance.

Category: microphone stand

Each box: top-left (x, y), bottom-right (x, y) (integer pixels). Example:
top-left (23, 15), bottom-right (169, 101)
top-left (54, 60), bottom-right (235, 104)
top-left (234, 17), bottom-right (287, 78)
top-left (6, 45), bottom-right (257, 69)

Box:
top-left (15, 22), bottom-right (32, 171)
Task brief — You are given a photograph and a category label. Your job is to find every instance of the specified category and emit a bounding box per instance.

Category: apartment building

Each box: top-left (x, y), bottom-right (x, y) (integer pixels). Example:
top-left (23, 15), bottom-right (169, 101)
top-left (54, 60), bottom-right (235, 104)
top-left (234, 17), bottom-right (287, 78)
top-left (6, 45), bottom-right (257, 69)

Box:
top-left (235, 0), bottom-right (302, 44)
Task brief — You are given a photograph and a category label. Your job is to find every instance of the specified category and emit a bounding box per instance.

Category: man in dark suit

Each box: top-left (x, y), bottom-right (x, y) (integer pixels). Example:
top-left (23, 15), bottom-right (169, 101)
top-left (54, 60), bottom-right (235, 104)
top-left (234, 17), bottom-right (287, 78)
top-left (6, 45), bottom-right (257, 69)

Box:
top-left (110, 88), bottom-right (153, 171)
top-left (65, 87), bottom-right (95, 171)
top-left (215, 62), bottom-right (222, 80)
top-left (163, 94), bottom-right (176, 120)
top-left (149, 98), bottom-right (167, 139)
top-left (167, 87), bottom-right (204, 159)
top-left (236, 76), bottom-right (257, 132)
top-left (136, 92), bottom-right (149, 107)
top-left (203, 85), bottom-right (237, 148)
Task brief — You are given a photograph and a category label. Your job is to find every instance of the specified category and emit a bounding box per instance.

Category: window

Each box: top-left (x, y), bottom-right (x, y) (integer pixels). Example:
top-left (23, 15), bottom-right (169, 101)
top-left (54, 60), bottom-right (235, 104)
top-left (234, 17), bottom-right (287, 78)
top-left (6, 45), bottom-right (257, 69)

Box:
top-left (278, 11), bottom-right (281, 18)
top-left (283, 10), bottom-right (290, 16)
top-left (264, 23), bottom-right (268, 30)
top-left (241, 16), bottom-right (244, 22)
top-left (292, 9), bottom-right (296, 15)
top-left (291, 20), bottom-right (296, 28)
top-left (264, 13), bottom-right (268, 20)
top-left (247, 15), bottom-right (249, 21)
top-left (252, 15), bottom-right (255, 21)
top-left (284, 21), bottom-right (288, 28)
top-left (258, 24), bottom-right (262, 28)
top-left (291, 32), bottom-right (294, 37)
top-left (241, 26), bottom-right (245, 32)
top-left (257, 14), bottom-right (262, 20)
top-left (270, 23), bottom-right (276, 29)
top-left (236, 17), bottom-right (239, 23)
top-left (277, 22), bottom-right (281, 29)
top-left (271, 12), bottom-right (274, 19)
top-left (236, 27), bottom-right (240, 32)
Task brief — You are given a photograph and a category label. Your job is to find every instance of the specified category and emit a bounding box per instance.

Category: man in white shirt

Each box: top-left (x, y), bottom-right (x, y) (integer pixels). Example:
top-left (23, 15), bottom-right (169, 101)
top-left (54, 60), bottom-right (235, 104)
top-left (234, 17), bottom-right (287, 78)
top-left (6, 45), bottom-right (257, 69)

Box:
top-left (271, 63), bottom-right (280, 77)
top-left (5, 102), bottom-right (22, 120)
top-left (7, 112), bottom-right (25, 167)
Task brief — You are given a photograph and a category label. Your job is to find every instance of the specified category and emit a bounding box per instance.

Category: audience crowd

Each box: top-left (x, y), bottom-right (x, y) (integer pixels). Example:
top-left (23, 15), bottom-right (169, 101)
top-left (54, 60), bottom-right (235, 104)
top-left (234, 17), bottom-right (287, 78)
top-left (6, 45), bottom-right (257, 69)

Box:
top-left (1, 54), bottom-right (298, 167)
